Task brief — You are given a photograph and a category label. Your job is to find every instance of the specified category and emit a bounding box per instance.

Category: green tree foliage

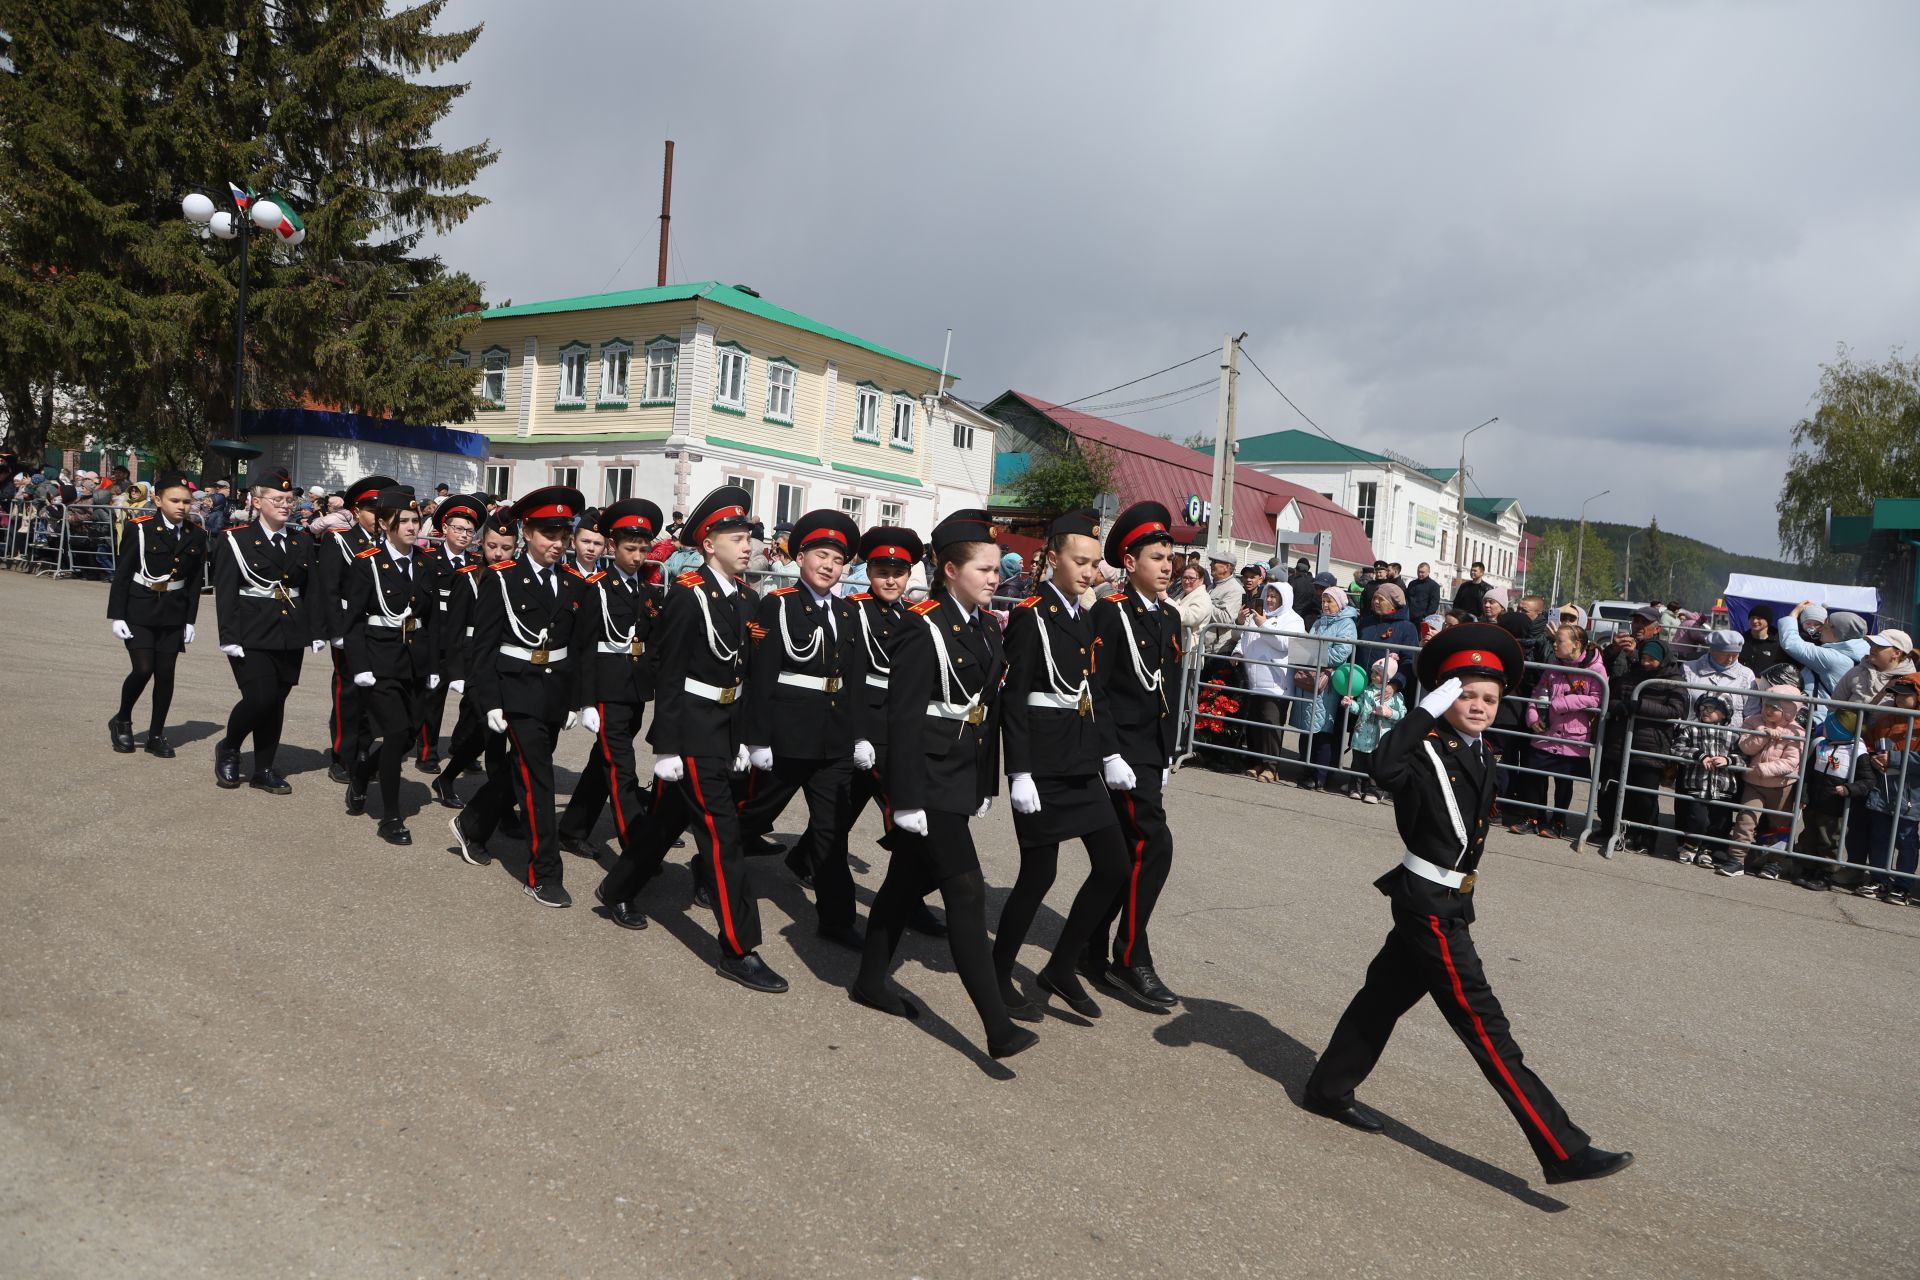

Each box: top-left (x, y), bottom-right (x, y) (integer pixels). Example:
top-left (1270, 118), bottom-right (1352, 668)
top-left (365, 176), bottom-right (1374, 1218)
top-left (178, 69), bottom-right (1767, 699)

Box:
top-left (1528, 516), bottom-right (1803, 611)
top-left (0, 1), bottom-right (496, 470)
top-left (1007, 442), bottom-right (1118, 519)
top-left (1528, 524), bottom-right (1617, 608)
top-left (1777, 347), bottom-right (1920, 573)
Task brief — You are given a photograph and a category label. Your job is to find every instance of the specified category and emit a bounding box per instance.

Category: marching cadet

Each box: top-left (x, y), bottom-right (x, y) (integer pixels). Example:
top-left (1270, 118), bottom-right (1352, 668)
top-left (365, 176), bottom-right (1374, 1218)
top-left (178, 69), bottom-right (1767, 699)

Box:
top-left (209, 464), bottom-right (328, 793)
top-left (447, 486), bottom-right (589, 906)
top-left (430, 511), bottom-right (522, 837)
top-left (991, 509), bottom-right (1132, 1022)
top-left (848, 510), bottom-right (1037, 1061)
top-left (1301, 622), bottom-right (1634, 1187)
top-left (736, 508), bottom-right (870, 951)
top-left (105, 471), bottom-right (207, 757)
top-left (1083, 501), bottom-right (1184, 1011)
top-left (594, 485), bottom-right (783, 991)
top-left (340, 486), bottom-right (439, 845)
top-left (316, 474), bottom-right (398, 783)
top-left (556, 498), bottom-right (665, 865)
top-left (414, 493), bottom-right (486, 773)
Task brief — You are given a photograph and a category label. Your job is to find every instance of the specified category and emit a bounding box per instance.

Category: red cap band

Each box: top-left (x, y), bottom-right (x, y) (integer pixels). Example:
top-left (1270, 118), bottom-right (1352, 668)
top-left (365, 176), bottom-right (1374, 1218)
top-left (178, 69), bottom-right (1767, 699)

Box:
top-left (867, 544), bottom-right (910, 563)
top-left (351, 487), bottom-right (381, 506)
top-left (1119, 520), bottom-right (1168, 551)
top-left (610, 514), bottom-right (652, 534)
top-left (1438, 648), bottom-right (1501, 677)
top-left (524, 503), bottom-right (575, 520)
top-left (693, 504), bottom-right (746, 543)
top-left (804, 528), bottom-right (849, 548)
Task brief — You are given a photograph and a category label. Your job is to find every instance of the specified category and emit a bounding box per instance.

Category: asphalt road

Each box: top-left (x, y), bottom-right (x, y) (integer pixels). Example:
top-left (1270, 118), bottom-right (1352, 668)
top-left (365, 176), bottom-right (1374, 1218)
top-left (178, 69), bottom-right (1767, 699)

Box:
top-left (2, 572), bottom-right (1916, 1279)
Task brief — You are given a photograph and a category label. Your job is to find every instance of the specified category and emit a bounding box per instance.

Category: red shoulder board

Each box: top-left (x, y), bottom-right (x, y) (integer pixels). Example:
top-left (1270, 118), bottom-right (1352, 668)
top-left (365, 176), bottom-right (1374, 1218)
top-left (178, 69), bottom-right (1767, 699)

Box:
top-left (1104, 591), bottom-right (1127, 602)
top-left (489, 559), bottom-right (514, 572)
top-left (417, 544), bottom-right (437, 555)
top-left (355, 545), bottom-right (380, 559)
top-left (562, 563), bottom-right (589, 579)
top-left (850, 591), bottom-right (872, 601)
top-left (129, 514), bottom-right (153, 523)
top-left (1016, 596), bottom-right (1042, 608)
top-left (676, 570), bottom-right (704, 587)
top-left (909, 598), bottom-right (940, 616)
top-left (457, 563), bottom-right (484, 575)
top-left (770, 586), bottom-right (798, 596)
top-left (585, 570), bottom-right (607, 584)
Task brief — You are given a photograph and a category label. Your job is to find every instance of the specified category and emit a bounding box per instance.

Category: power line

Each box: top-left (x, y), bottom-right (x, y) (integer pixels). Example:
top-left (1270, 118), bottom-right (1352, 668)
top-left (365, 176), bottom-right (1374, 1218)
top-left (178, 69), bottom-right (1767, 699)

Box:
top-left (1238, 345), bottom-right (1383, 468)
top-left (1102, 385), bottom-right (1219, 417)
top-left (1078, 377), bottom-right (1218, 414)
top-left (1055, 348), bottom-right (1217, 408)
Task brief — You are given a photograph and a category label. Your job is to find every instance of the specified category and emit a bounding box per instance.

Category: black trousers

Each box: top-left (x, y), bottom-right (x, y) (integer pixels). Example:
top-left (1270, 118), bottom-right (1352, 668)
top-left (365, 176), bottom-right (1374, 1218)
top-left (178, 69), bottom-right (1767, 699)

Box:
top-left (459, 710), bottom-right (566, 890)
top-left (994, 823), bottom-right (1131, 988)
top-left (560, 700), bottom-right (651, 852)
top-left (442, 697), bottom-right (510, 790)
top-left (601, 754), bottom-right (761, 958)
top-left (352, 675), bottom-right (425, 821)
top-left (417, 676), bottom-right (450, 762)
top-left (1094, 773), bottom-right (1175, 969)
top-left (328, 647), bottom-right (369, 767)
top-left (222, 648), bottom-right (302, 773)
top-left (737, 755), bottom-right (858, 930)
top-left (1305, 905), bottom-right (1591, 1168)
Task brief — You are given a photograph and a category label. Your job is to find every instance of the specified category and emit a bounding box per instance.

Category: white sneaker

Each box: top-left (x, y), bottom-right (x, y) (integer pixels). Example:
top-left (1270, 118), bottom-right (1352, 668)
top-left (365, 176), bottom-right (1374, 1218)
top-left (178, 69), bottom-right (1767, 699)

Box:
top-left (1362, 792), bottom-right (1380, 805)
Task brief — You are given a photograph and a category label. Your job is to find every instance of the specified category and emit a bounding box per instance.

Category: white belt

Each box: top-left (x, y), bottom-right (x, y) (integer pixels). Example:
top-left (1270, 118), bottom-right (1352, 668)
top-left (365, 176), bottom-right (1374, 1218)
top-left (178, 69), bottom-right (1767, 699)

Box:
top-left (685, 678), bottom-right (741, 705)
top-left (1402, 851), bottom-right (1475, 890)
top-left (135, 574), bottom-right (185, 593)
top-left (239, 585), bottom-right (300, 600)
top-left (598, 640), bottom-right (647, 657)
top-left (368, 616), bottom-right (421, 633)
top-left (778, 672), bottom-right (842, 693)
top-left (927, 700), bottom-right (985, 725)
top-left (500, 643), bottom-right (568, 665)
top-left (866, 673), bottom-right (889, 689)
top-left (465, 626), bottom-right (475, 637)
top-left (1026, 690), bottom-right (1091, 714)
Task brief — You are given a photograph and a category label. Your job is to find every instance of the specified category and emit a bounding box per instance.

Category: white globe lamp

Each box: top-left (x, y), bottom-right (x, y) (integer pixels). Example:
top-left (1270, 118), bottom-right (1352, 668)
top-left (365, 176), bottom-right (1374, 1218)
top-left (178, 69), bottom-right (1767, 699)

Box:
top-left (181, 192), bottom-right (216, 224)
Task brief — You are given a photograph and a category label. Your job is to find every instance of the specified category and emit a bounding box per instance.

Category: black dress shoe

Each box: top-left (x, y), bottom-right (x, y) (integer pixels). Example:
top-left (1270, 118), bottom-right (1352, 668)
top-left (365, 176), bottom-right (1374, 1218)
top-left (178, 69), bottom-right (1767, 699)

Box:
top-left (1036, 968), bottom-right (1101, 1018)
top-left (143, 733), bottom-right (175, 759)
top-left (1106, 962), bottom-right (1179, 1011)
top-left (345, 786), bottom-right (368, 815)
top-left (1004, 997), bottom-right (1044, 1024)
top-left (215, 744), bottom-right (242, 789)
top-left (377, 819), bottom-right (412, 846)
top-left (250, 769), bottom-right (292, 796)
top-left (716, 952), bottom-right (788, 993)
top-left (109, 717), bottom-right (136, 753)
top-left (816, 922), bottom-right (867, 952)
top-left (849, 982), bottom-right (920, 1019)
top-left (906, 902), bottom-right (948, 936)
top-left (328, 762), bottom-right (351, 785)
top-left (594, 882), bottom-right (649, 930)
top-left (1543, 1147), bottom-right (1634, 1186)
top-left (1301, 1097), bottom-right (1386, 1133)
top-left (558, 833), bottom-right (597, 857)
top-left (449, 816), bottom-right (491, 867)
top-left (988, 1027), bottom-right (1040, 1060)
top-left (430, 776), bottom-right (465, 809)
top-left (524, 882), bottom-right (572, 908)
top-left (416, 754), bottom-right (442, 774)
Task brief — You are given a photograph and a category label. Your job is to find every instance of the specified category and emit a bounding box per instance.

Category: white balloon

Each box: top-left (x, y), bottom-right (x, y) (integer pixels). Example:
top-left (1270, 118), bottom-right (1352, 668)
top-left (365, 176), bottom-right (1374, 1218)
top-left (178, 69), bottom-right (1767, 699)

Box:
top-left (181, 193), bottom-right (215, 224)
top-left (289, 227), bottom-right (306, 246)
top-left (208, 211), bottom-right (237, 240)
top-left (249, 199), bottom-right (281, 231)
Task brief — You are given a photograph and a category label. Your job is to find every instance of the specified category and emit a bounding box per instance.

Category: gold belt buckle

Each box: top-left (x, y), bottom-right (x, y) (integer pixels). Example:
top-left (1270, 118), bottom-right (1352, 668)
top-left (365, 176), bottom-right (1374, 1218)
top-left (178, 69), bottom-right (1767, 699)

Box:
top-left (529, 647), bottom-right (549, 666)
top-left (717, 685), bottom-right (738, 705)
top-left (1077, 688), bottom-right (1093, 716)
top-left (1458, 872), bottom-right (1477, 894)
top-left (273, 584), bottom-right (292, 604)
top-left (966, 703), bottom-right (985, 726)
top-left (824, 676), bottom-right (841, 693)
top-left (403, 618), bottom-right (418, 636)
top-left (630, 639), bottom-right (645, 658)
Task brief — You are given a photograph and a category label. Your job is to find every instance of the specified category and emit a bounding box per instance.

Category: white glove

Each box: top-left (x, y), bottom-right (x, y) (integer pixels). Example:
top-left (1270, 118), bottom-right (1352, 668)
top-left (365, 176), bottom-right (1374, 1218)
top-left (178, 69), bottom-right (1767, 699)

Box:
top-left (895, 808), bottom-right (929, 836)
top-left (748, 745), bottom-right (773, 771)
top-left (974, 797), bottom-right (992, 818)
top-left (579, 705), bottom-right (600, 734)
top-left (563, 709), bottom-right (579, 730)
top-left (449, 679), bottom-right (465, 695)
top-left (353, 671), bottom-right (376, 688)
top-left (219, 644), bottom-right (245, 658)
top-left (485, 708), bottom-right (508, 734)
top-left (311, 639), bottom-right (328, 653)
top-left (1010, 773), bottom-right (1041, 814)
top-left (1162, 767), bottom-right (1171, 787)
top-left (1102, 754), bottom-right (1137, 790)
top-left (654, 755), bottom-right (685, 783)
top-left (852, 739), bottom-right (876, 770)
top-left (1419, 676), bottom-right (1463, 718)
top-left (428, 673), bottom-right (440, 690)
top-left (330, 637), bottom-right (344, 649)
top-left (183, 623), bottom-right (195, 645)
top-left (735, 744), bottom-right (754, 772)
top-left (110, 619), bottom-right (133, 640)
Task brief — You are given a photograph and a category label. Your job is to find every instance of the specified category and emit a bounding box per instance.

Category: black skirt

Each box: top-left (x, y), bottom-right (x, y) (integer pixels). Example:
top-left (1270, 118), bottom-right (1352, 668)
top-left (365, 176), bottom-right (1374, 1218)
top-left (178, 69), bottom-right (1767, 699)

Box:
top-left (123, 622), bottom-right (186, 654)
top-left (1013, 771), bottom-right (1119, 845)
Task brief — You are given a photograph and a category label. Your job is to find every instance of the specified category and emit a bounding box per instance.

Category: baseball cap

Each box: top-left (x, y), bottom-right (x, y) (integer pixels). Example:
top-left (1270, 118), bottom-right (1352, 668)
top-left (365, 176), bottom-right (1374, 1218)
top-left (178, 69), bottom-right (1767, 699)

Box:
top-left (1867, 628), bottom-right (1914, 654)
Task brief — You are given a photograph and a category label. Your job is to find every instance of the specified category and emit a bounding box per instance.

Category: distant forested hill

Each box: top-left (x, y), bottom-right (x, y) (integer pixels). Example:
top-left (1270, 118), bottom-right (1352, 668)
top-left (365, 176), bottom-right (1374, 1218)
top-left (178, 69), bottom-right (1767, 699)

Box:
top-left (1526, 517), bottom-right (1806, 609)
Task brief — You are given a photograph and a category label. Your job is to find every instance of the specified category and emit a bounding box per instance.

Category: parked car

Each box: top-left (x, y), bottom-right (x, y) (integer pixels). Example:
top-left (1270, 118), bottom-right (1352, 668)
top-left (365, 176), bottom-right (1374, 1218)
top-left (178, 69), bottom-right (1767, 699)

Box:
top-left (1586, 599), bottom-right (1642, 644)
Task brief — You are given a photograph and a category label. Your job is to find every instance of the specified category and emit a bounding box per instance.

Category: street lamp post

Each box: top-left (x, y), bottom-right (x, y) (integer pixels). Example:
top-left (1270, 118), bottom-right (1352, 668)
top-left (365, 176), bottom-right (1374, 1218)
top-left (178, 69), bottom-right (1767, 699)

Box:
top-left (1572, 488), bottom-right (1610, 609)
top-left (1622, 529), bottom-right (1639, 598)
top-left (1455, 416), bottom-right (1498, 587)
top-left (180, 187), bottom-right (305, 444)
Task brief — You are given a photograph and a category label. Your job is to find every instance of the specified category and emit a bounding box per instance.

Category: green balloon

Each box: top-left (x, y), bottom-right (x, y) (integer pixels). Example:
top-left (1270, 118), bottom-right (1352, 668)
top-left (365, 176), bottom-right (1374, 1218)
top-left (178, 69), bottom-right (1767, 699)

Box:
top-left (1330, 662), bottom-right (1369, 696)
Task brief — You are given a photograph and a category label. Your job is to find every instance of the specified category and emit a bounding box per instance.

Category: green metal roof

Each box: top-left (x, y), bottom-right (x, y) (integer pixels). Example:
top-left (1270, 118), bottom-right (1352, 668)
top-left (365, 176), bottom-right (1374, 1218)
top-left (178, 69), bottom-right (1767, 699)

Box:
top-left (1464, 497), bottom-right (1519, 519)
top-left (1421, 467), bottom-right (1460, 482)
top-left (476, 281), bottom-right (948, 376)
top-left (1202, 428), bottom-right (1388, 464)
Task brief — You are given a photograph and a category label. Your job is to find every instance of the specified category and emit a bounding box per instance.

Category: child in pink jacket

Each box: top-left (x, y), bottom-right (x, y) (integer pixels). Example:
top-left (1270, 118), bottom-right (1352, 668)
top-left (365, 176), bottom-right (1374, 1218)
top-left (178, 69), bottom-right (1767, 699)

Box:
top-left (1717, 684), bottom-right (1806, 877)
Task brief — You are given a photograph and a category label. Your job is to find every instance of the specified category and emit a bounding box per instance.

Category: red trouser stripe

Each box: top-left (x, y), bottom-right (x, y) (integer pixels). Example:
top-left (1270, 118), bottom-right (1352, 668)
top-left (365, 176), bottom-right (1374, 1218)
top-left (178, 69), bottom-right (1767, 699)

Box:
top-left (418, 723), bottom-right (431, 761)
top-left (597, 703), bottom-right (626, 842)
top-left (873, 769), bottom-right (892, 835)
top-left (330, 666), bottom-right (344, 752)
top-left (1119, 791), bottom-right (1148, 966)
top-left (508, 724), bottom-right (541, 887)
top-left (1426, 914), bottom-right (1568, 1161)
top-left (686, 758), bottom-right (741, 954)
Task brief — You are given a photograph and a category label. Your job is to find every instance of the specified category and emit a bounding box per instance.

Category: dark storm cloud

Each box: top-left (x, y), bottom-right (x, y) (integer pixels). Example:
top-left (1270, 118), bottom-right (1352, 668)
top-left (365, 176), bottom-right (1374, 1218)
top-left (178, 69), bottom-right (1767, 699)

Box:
top-left (430, 0), bottom-right (1920, 554)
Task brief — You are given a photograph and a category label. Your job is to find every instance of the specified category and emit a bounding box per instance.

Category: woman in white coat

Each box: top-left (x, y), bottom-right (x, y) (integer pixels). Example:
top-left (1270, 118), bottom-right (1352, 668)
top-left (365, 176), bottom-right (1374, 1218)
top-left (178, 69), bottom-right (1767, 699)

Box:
top-left (1236, 580), bottom-right (1303, 782)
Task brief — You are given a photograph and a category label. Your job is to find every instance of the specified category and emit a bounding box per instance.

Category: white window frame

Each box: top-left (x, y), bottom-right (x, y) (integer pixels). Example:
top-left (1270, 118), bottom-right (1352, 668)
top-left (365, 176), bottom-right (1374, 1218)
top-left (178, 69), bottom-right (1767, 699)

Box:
top-left (481, 347), bottom-right (509, 409)
top-left (603, 466), bottom-right (635, 504)
top-left (775, 482), bottom-right (804, 529)
top-left (483, 463), bottom-right (511, 500)
top-left (878, 500), bottom-right (903, 526)
top-left (723, 473), bottom-right (757, 511)
top-left (556, 342), bottom-right (589, 407)
top-left (853, 384), bottom-right (882, 442)
top-left (839, 494), bottom-right (866, 527)
top-left (951, 415), bottom-right (973, 450)
top-left (764, 358), bottom-right (796, 425)
top-left (1355, 480), bottom-right (1377, 540)
top-left (642, 337), bottom-right (678, 405)
top-left (890, 394), bottom-right (914, 449)
top-left (597, 339), bottom-right (632, 407)
top-left (551, 465), bottom-right (581, 490)
top-left (448, 349), bottom-right (470, 370)
top-left (713, 342), bottom-right (749, 414)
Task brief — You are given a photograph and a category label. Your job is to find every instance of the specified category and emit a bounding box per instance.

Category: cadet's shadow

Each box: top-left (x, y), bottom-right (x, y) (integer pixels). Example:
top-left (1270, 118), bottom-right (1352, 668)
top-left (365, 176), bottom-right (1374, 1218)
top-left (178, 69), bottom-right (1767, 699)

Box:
top-left (1155, 997), bottom-right (1568, 1212)
top-left (272, 744), bottom-right (334, 779)
top-left (159, 719), bottom-right (224, 748)
top-left (758, 872), bottom-right (866, 988)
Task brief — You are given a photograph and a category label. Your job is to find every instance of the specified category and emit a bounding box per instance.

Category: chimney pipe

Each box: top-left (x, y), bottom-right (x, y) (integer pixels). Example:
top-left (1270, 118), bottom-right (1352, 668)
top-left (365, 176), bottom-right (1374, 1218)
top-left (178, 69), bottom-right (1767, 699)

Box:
top-left (657, 140), bottom-right (675, 288)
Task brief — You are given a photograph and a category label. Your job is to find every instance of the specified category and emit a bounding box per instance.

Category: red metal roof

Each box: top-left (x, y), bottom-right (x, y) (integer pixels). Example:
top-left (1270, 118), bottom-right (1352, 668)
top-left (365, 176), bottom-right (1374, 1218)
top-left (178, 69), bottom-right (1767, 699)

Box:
top-left (1004, 393), bottom-right (1376, 566)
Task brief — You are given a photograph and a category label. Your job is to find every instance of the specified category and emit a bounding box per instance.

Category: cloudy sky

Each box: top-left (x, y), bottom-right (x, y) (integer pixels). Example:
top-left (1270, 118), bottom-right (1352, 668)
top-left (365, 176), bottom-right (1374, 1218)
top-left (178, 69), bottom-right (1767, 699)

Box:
top-left (428, 0), bottom-right (1920, 556)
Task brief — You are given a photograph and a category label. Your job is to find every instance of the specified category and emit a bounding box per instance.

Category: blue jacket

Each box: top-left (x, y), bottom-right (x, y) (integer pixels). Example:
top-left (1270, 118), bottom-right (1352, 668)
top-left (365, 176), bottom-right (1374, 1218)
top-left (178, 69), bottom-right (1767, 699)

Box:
top-left (1356, 606), bottom-right (1419, 691)
top-left (1780, 628), bottom-right (1868, 720)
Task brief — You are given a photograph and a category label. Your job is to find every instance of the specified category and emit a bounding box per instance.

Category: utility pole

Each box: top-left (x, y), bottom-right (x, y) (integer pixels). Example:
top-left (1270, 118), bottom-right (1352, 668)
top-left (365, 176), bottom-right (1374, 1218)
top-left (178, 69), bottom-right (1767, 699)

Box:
top-left (656, 140), bottom-right (675, 287)
top-left (1622, 529), bottom-right (1638, 599)
top-left (1204, 332), bottom-right (1244, 561)
top-left (1572, 488), bottom-right (1610, 609)
top-left (1455, 417), bottom-right (1498, 588)
top-left (1548, 547), bottom-right (1563, 606)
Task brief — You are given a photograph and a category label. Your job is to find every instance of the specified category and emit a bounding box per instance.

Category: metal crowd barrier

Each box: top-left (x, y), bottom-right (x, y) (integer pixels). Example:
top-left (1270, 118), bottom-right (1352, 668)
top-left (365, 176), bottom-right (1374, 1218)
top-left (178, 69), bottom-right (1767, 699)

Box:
top-left (2, 496), bottom-right (122, 579)
top-left (1175, 620), bottom-right (1613, 849)
top-left (1603, 678), bottom-right (1920, 889)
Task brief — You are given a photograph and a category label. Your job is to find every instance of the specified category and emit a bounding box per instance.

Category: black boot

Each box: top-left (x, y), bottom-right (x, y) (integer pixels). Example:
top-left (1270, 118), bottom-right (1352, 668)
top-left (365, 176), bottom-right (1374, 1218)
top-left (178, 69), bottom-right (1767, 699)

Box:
top-left (214, 744), bottom-right (242, 789)
top-left (109, 716), bottom-right (136, 754)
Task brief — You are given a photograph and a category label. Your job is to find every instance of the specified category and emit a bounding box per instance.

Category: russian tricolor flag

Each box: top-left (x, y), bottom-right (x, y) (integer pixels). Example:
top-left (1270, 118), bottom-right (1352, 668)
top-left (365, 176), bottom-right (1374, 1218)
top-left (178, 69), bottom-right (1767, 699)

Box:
top-left (228, 182), bottom-right (253, 210)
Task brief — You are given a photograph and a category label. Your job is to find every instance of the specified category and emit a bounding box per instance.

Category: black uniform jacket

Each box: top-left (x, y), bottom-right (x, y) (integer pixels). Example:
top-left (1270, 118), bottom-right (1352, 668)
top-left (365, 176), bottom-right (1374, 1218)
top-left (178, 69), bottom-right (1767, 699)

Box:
top-left (885, 592), bottom-right (1003, 815)
top-left (850, 592), bottom-right (908, 751)
top-left (743, 585), bottom-right (867, 759)
top-left (572, 566), bottom-right (662, 709)
top-left (313, 524), bottom-right (375, 642)
top-left (647, 565), bottom-right (755, 758)
top-left (1000, 583), bottom-right (1101, 778)
top-left (341, 544), bottom-right (437, 682)
top-left (439, 556), bottom-right (490, 683)
top-left (211, 521), bottom-right (322, 650)
top-left (1089, 586), bottom-right (1180, 771)
top-left (1369, 706), bottom-right (1497, 922)
top-left (107, 514), bottom-right (207, 629)
top-left (465, 554), bottom-right (588, 721)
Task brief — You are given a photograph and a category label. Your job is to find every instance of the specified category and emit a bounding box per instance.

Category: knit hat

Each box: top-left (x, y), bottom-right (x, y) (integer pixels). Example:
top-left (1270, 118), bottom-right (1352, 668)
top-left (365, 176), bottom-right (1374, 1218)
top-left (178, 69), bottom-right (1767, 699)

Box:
top-left (1827, 612), bottom-right (1868, 642)
top-left (1373, 582), bottom-right (1406, 610)
top-left (1707, 629), bottom-right (1744, 653)
top-left (1638, 638), bottom-right (1669, 663)
top-left (1000, 552), bottom-right (1023, 576)
top-left (1696, 694), bottom-right (1732, 720)
top-left (1800, 604), bottom-right (1828, 624)
top-left (1483, 588), bottom-right (1508, 609)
